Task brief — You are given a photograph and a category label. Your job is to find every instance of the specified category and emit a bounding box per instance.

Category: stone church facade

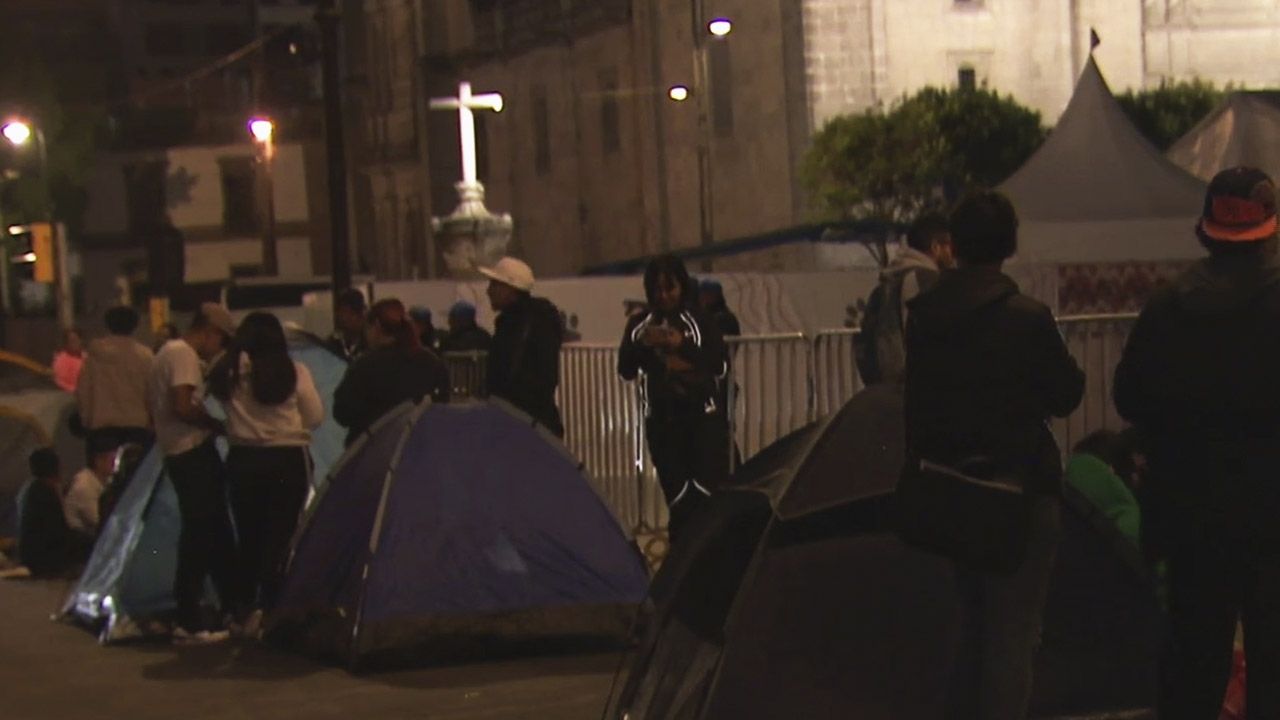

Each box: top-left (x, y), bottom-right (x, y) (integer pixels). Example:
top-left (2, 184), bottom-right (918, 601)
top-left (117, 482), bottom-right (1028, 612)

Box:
top-left (348, 0), bottom-right (1280, 278)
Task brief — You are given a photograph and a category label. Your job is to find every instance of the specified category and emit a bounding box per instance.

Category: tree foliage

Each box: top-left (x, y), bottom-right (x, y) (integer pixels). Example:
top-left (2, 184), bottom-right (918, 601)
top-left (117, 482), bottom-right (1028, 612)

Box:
top-left (0, 50), bottom-right (106, 233)
top-left (1115, 79), bottom-right (1225, 152)
top-left (801, 87), bottom-right (1046, 227)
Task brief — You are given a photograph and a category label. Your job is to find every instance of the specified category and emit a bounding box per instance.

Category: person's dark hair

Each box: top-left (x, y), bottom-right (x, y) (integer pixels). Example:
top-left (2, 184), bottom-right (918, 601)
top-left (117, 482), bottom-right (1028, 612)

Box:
top-left (1073, 429), bottom-right (1136, 484)
top-left (369, 298), bottom-right (421, 351)
top-left (208, 312), bottom-right (297, 406)
top-left (643, 254), bottom-right (693, 309)
top-left (86, 431), bottom-right (119, 464)
top-left (104, 306), bottom-right (140, 336)
top-left (907, 211), bottom-right (950, 253)
top-left (337, 288), bottom-right (367, 314)
top-left (29, 448), bottom-right (58, 479)
top-left (949, 191), bottom-right (1019, 264)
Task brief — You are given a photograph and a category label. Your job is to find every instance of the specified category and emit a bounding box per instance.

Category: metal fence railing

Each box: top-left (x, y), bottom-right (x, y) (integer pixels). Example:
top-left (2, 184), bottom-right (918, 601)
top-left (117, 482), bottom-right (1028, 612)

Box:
top-left (439, 313), bottom-right (1140, 537)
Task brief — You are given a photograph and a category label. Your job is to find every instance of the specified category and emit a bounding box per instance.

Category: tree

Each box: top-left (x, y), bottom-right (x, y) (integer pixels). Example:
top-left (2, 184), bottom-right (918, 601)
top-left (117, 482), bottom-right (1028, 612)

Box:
top-left (0, 47), bottom-right (107, 236)
top-left (801, 87), bottom-right (1045, 247)
top-left (1115, 79), bottom-right (1224, 151)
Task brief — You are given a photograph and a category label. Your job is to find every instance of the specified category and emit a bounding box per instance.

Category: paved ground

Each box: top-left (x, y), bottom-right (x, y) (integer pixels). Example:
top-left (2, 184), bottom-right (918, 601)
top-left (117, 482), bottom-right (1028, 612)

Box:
top-left (0, 580), bottom-right (621, 720)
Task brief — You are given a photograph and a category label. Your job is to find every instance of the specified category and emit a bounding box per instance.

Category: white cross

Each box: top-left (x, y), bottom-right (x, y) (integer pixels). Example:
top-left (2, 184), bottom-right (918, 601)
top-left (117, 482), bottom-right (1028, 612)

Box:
top-left (429, 82), bottom-right (505, 186)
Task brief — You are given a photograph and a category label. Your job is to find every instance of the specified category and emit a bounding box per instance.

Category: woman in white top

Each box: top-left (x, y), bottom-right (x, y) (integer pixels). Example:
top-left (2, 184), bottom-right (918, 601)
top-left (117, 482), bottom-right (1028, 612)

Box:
top-left (208, 312), bottom-right (322, 633)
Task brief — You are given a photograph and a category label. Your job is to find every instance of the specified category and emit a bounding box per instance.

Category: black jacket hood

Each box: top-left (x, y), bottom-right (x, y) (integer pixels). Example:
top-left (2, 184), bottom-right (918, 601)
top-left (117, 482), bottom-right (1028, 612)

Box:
top-left (907, 266), bottom-right (1019, 331)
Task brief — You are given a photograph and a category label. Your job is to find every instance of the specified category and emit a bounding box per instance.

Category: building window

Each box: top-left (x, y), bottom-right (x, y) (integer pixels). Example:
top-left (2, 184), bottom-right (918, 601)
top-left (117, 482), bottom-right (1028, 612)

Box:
top-left (123, 161), bottom-right (168, 232)
top-left (219, 157), bottom-right (259, 236)
top-left (709, 41), bottom-right (734, 137)
top-left (600, 69), bottom-right (621, 155)
top-left (144, 23), bottom-right (186, 57)
top-left (533, 86), bottom-right (551, 175)
top-left (958, 66), bottom-right (977, 91)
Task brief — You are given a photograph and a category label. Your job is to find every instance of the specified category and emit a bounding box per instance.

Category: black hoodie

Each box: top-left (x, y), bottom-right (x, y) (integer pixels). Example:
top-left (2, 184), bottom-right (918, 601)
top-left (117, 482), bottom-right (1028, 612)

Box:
top-left (1115, 243), bottom-right (1280, 541)
top-left (904, 266), bottom-right (1084, 495)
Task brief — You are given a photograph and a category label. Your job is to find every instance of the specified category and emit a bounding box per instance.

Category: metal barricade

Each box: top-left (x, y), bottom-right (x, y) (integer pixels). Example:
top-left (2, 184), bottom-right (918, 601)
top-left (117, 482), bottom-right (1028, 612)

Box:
top-left (442, 351), bottom-right (487, 400)
top-left (1053, 313), bottom-right (1138, 454)
top-left (726, 333), bottom-right (813, 463)
top-left (811, 328), bottom-right (863, 419)
top-left (557, 343), bottom-right (664, 536)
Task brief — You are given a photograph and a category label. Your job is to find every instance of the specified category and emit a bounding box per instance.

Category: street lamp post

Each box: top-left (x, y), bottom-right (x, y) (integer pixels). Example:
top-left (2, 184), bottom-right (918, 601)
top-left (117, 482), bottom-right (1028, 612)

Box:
top-left (249, 117), bottom-right (278, 276)
top-left (3, 119), bottom-right (71, 327)
top-left (681, 7), bottom-right (731, 270)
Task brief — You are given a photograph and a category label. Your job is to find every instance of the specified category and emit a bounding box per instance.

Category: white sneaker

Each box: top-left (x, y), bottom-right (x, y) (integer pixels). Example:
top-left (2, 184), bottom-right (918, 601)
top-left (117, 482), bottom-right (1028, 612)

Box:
top-left (230, 609), bottom-right (264, 641)
top-left (172, 627), bottom-right (231, 646)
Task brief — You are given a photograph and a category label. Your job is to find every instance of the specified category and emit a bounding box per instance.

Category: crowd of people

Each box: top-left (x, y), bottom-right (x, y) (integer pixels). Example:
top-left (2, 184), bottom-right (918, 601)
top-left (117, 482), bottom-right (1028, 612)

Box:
top-left (12, 167), bottom-right (1277, 718)
top-left (13, 255), bottom-right (580, 644)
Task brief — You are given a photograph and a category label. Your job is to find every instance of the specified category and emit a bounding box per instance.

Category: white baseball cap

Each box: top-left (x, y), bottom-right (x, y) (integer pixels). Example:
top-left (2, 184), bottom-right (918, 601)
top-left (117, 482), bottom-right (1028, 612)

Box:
top-left (478, 257), bottom-right (535, 292)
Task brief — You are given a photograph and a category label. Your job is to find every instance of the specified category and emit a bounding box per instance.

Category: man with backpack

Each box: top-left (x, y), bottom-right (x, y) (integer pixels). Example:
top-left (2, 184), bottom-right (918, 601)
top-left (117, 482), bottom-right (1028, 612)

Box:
top-left (856, 213), bottom-right (954, 385)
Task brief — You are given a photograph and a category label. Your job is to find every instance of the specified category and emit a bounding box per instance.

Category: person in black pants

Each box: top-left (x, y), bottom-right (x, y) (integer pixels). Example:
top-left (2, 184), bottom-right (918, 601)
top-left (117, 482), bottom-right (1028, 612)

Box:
top-left (334, 298), bottom-right (450, 444)
top-left (148, 303), bottom-right (238, 644)
top-left (619, 255), bottom-right (729, 543)
top-left (209, 312), bottom-right (323, 638)
top-left (1115, 167), bottom-right (1280, 720)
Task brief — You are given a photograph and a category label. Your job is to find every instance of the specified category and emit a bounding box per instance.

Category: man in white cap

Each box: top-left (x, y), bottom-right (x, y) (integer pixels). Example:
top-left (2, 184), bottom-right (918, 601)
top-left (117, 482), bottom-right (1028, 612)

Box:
top-left (149, 302), bottom-right (238, 643)
top-left (479, 257), bottom-right (565, 437)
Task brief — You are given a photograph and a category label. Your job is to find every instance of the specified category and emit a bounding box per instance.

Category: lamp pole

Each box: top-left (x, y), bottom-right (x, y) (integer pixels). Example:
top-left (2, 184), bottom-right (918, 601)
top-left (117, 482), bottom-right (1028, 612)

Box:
top-left (250, 118), bottom-right (278, 275)
top-left (3, 120), bottom-right (70, 327)
top-left (683, 6), bottom-right (731, 270)
top-left (317, 0), bottom-right (352, 326)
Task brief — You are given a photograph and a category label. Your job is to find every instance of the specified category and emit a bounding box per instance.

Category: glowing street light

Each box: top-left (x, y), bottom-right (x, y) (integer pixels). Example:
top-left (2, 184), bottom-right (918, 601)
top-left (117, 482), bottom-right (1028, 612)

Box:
top-left (668, 85), bottom-right (691, 102)
top-left (2, 120), bottom-right (32, 146)
top-left (249, 117), bottom-right (274, 144)
top-left (708, 18), bottom-right (733, 37)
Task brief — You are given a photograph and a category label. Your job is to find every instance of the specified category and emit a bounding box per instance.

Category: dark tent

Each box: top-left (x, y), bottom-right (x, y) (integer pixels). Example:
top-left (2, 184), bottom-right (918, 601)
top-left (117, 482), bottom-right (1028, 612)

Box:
top-left (999, 56), bottom-right (1206, 264)
top-left (607, 385), bottom-right (1162, 719)
top-left (269, 399), bottom-right (650, 669)
top-left (1167, 91), bottom-right (1280, 183)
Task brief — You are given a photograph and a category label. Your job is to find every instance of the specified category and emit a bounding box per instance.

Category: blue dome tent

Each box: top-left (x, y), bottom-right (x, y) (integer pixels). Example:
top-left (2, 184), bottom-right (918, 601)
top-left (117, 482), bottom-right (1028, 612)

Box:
top-left (269, 399), bottom-right (650, 670)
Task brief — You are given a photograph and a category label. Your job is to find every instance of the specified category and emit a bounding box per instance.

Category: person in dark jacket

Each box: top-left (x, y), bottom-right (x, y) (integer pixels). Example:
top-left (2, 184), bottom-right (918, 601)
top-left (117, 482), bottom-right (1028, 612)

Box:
top-left (904, 191), bottom-right (1084, 719)
top-left (697, 279), bottom-right (741, 339)
top-left (1114, 166), bottom-right (1280, 720)
top-left (439, 301), bottom-right (492, 354)
top-left (333, 298), bottom-right (449, 444)
top-left (620, 255), bottom-right (730, 543)
top-left (480, 257), bottom-right (565, 437)
top-left (326, 288), bottom-right (368, 362)
top-left (18, 448), bottom-right (88, 577)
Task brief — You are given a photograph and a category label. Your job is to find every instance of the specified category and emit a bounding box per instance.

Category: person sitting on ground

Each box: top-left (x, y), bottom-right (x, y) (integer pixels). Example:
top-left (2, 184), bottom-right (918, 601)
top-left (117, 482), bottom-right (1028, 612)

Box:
top-left (64, 433), bottom-right (117, 539)
top-left (209, 311), bottom-right (323, 638)
top-left (52, 328), bottom-right (85, 393)
top-left (857, 211), bottom-right (955, 385)
top-left (77, 306), bottom-right (155, 450)
top-left (480, 257), bottom-right (566, 436)
top-left (1065, 429), bottom-right (1142, 547)
top-left (439, 301), bottom-right (492, 354)
top-left (326, 288), bottom-right (368, 362)
top-left (334, 298), bottom-right (450, 444)
top-left (18, 449), bottom-right (86, 577)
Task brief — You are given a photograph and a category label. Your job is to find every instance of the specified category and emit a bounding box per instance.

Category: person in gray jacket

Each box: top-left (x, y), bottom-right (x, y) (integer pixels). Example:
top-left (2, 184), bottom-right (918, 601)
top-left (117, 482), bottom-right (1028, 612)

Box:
top-left (856, 212), bottom-right (954, 385)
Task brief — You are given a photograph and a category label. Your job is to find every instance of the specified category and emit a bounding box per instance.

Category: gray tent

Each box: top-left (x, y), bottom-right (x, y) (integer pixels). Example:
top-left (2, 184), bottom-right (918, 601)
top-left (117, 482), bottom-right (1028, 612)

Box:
top-left (1167, 91), bottom-right (1280, 183)
top-left (1000, 57), bottom-right (1207, 263)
